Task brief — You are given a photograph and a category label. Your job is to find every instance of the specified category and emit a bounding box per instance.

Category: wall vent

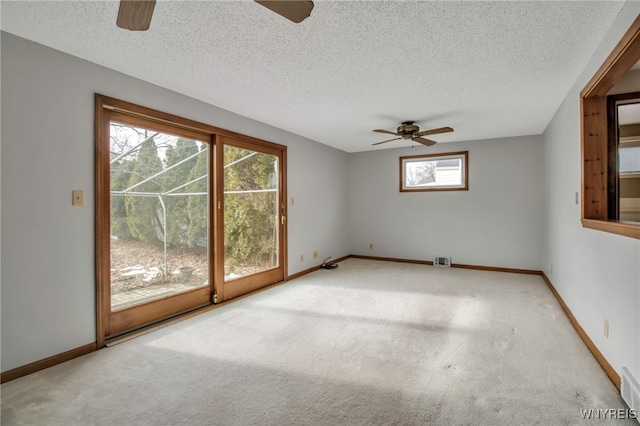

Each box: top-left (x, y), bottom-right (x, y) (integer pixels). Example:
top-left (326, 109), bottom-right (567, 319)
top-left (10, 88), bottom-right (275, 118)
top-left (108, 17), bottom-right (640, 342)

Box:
top-left (433, 257), bottom-right (451, 267)
top-left (621, 367), bottom-right (640, 424)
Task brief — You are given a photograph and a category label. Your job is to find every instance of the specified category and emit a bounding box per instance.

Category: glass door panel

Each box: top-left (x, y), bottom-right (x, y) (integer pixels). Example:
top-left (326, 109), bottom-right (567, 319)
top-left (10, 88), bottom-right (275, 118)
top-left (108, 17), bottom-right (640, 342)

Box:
top-left (223, 145), bottom-right (279, 280)
top-left (108, 121), bottom-right (211, 327)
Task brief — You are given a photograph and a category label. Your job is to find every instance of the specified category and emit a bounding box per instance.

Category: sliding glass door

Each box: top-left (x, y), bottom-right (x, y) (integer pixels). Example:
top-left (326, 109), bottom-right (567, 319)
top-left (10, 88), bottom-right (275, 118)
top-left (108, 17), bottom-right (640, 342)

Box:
top-left (96, 96), bottom-right (287, 342)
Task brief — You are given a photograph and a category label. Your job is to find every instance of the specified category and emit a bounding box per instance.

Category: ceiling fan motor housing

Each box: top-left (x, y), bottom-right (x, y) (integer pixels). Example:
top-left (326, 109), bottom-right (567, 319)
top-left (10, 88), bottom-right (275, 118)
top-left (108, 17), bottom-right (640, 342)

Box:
top-left (398, 122), bottom-right (419, 139)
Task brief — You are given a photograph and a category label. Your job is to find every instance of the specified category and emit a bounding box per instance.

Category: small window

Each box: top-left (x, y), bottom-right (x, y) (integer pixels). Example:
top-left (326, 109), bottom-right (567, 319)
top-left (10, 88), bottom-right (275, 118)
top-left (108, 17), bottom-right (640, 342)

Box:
top-left (400, 151), bottom-right (468, 192)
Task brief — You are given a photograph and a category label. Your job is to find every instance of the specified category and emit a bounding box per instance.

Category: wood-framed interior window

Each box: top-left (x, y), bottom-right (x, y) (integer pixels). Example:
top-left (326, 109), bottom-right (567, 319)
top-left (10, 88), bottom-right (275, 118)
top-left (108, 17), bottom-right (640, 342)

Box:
top-left (580, 14), bottom-right (640, 239)
top-left (400, 151), bottom-right (468, 192)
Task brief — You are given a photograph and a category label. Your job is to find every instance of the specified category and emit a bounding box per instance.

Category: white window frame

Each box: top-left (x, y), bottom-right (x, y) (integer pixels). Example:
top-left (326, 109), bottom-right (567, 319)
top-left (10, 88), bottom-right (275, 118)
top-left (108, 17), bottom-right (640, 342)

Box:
top-left (400, 151), bottom-right (468, 192)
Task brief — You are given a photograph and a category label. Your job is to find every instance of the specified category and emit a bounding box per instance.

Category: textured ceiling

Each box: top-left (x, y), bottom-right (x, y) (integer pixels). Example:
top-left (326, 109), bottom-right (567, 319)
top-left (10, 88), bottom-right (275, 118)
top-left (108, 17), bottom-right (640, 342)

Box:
top-left (0, 1), bottom-right (627, 152)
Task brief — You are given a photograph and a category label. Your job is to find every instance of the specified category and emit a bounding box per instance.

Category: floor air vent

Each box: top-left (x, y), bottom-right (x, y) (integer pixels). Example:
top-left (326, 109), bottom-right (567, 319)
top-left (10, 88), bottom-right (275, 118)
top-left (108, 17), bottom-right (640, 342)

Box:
top-left (621, 367), bottom-right (640, 424)
top-left (433, 257), bottom-right (451, 267)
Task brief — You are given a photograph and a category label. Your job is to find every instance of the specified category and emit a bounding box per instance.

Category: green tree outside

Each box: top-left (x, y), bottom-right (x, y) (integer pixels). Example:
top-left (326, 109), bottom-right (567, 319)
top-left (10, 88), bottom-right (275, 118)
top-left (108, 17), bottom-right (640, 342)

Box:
top-left (125, 137), bottom-right (164, 243)
top-left (224, 146), bottom-right (278, 271)
top-left (186, 144), bottom-right (209, 249)
top-left (162, 138), bottom-right (199, 247)
top-left (110, 159), bottom-right (136, 239)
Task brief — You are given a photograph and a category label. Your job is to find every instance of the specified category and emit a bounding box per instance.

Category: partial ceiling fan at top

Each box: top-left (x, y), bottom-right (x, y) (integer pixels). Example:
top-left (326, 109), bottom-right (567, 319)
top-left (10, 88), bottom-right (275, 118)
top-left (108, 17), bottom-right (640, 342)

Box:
top-left (116, 0), bottom-right (314, 31)
top-left (372, 121), bottom-right (454, 147)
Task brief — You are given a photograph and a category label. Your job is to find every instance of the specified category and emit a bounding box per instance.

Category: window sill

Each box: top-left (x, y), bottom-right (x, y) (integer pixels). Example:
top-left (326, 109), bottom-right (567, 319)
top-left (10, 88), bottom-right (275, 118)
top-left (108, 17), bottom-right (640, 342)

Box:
top-left (582, 218), bottom-right (640, 239)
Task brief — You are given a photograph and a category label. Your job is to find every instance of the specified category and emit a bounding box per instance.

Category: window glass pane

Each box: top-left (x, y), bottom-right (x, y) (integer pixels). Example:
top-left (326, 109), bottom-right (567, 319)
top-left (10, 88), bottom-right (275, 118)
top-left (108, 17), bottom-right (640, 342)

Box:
top-left (109, 123), bottom-right (209, 311)
top-left (224, 145), bottom-right (279, 280)
top-left (401, 152), bottom-right (467, 191)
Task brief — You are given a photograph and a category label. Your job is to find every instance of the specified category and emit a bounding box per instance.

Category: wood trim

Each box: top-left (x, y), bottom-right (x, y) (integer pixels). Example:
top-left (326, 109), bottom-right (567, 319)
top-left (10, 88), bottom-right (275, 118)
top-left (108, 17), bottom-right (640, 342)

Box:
top-left (98, 95), bottom-right (286, 152)
top-left (580, 15), bottom-right (640, 239)
top-left (286, 255), bottom-right (351, 281)
top-left (287, 265), bottom-right (322, 281)
top-left (582, 217), bottom-right (640, 239)
top-left (451, 263), bottom-right (541, 275)
top-left (581, 15), bottom-right (640, 98)
top-left (95, 95), bottom-right (110, 349)
top-left (351, 255), bottom-right (540, 275)
top-left (106, 305), bottom-right (224, 346)
top-left (351, 254), bottom-right (434, 265)
top-left (1, 343), bottom-right (96, 384)
top-left (582, 96), bottom-right (608, 220)
top-left (214, 135), bottom-right (225, 302)
top-left (606, 95), bottom-right (620, 220)
top-left (109, 111), bottom-right (211, 142)
top-left (108, 287), bottom-right (212, 337)
top-left (223, 269), bottom-right (285, 301)
top-left (541, 273), bottom-right (621, 390)
top-left (281, 148), bottom-right (289, 281)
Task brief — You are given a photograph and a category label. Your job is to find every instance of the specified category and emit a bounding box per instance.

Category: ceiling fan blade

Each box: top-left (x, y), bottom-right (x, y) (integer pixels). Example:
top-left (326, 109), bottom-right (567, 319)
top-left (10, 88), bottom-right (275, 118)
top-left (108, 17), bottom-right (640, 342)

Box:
top-left (413, 137), bottom-right (437, 146)
top-left (254, 1), bottom-right (314, 23)
top-left (373, 129), bottom-right (399, 136)
top-left (372, 137), bottom-right (402, 146)
top-left (117, 0), bottom-right (156, 31)
top-left (418, 126), bottom-right (454, 137)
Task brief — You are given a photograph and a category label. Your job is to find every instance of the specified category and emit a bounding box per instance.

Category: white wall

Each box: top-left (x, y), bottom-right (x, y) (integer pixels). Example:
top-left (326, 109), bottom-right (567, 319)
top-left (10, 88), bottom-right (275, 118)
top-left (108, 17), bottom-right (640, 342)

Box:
top-left (543, 2), bottom-right (640, 381)
top-left (0, 32), bottom-right (350, 372)
top-left (348, 135), bottom-right (545, 270)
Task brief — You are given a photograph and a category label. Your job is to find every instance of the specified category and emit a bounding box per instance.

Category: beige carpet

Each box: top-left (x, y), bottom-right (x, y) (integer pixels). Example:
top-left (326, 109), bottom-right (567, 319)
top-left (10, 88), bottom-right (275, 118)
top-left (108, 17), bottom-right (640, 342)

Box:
top-left (1, 259), bottom-right (634, 425)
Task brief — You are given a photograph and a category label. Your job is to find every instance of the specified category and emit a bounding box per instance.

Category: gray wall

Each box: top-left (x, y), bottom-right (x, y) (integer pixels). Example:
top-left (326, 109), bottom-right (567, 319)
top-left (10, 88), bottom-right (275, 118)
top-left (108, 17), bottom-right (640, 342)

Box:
top-left (543, 1), bottom-right (640, 381)
top-left (0, 32), bottom-right (350, 372)
top-left (348, 136), bottom-right (545, 270)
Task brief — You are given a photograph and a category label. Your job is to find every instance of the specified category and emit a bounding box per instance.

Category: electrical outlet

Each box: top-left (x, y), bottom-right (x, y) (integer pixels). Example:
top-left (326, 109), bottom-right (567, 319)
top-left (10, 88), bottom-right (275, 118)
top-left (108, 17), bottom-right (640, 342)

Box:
top-left (604, 319), bottom-right (609, 338)
top-left (72, 190), bottom-right (84, 206)
top-left (291, 197), bottom-right (295, 206)
top-left (300, 254), bottom-right (304, 262)
top-left (369, 243), bottom-right (374, 250)
top-left (313, 251), bottom-right (318, 259)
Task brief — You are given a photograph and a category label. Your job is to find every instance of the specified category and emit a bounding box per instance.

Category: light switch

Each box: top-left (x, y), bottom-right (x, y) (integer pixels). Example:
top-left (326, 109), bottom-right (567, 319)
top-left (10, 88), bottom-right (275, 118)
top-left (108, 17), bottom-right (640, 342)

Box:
top-left (72, 190), bottom-right (84, 206)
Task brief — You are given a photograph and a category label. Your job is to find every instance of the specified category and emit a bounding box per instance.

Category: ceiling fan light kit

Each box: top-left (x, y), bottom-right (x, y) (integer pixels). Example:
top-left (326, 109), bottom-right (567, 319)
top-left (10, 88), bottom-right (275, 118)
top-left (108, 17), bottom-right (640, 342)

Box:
top-left (372, 121), bottom-right (453, 147)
